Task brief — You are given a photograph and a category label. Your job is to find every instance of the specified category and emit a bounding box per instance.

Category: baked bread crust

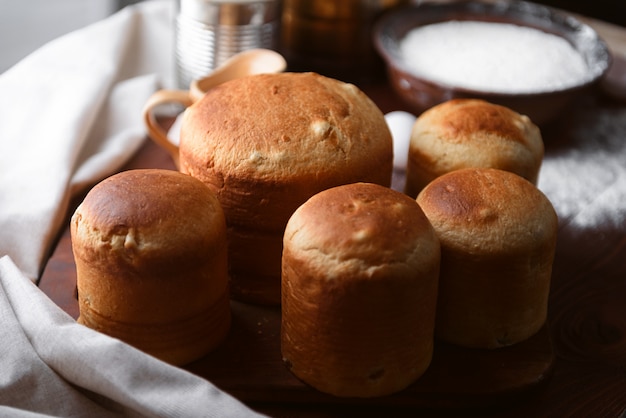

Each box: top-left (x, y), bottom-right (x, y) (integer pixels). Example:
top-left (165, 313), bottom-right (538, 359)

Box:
top-left (416, 168), bottom-right (558, 348)
top-left (71, 169), bottom-right (230, 365)
top-left (180, 72), bottom-right (393, 304)
top-left (405, 99), bottom-right (544, 197)
top-left (281, 182), bottom-right (440, 397)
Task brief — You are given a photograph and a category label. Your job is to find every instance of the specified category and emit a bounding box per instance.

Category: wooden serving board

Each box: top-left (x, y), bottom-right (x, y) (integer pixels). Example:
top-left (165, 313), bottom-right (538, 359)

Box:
top-left (43, 239), bottom-right (553, 411)
top-left (184, 300), bottom-right (553, 410)
top-left (41, 136), bottom-right (554, 411)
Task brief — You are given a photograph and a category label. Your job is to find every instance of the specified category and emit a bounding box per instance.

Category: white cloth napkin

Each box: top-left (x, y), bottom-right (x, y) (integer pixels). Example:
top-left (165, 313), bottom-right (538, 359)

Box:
top-left (0, 1), bottom-right (265, 416)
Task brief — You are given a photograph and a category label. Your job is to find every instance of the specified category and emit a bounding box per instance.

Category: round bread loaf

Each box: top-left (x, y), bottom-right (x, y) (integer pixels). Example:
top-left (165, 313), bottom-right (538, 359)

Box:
top-left (281, 182), bottom-right (440, 397)
top-left (405, 99), bottom-right (544, 197)
top-left (71, 169), bottom-right (230, 365)
top-left (416, 168), bottom-right (558, 349)
top-left (179, 72), bottom-right (393, 305)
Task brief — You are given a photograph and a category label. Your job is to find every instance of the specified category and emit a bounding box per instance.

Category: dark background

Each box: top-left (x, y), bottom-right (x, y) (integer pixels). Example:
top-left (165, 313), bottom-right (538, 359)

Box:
top-left (530, 0), bottom-right (625, 27)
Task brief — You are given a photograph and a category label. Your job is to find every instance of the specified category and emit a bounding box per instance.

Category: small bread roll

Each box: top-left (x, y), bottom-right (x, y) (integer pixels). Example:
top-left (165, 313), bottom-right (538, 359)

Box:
top-left (71, 169), bottom-right (230, 365)
top-left (416, 168), bottom-right (558, 349)
top-left (180, 72), bottom-right (393, 305)
top-left (282, 183), bottom-right (440, 397)
top-left (405, 99), bottom-right (544, 197)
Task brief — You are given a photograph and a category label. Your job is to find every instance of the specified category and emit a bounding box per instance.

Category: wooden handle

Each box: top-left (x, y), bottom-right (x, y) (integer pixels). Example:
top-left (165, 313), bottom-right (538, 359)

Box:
top-left (142, 89), bottom-right (193, 168)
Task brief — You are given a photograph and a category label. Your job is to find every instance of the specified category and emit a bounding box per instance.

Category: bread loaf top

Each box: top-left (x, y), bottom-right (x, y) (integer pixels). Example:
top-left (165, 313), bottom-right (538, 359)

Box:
top-left (416, 167), bottom-right (557, 254)
top-left (71, 169), bottom-right (226, 271)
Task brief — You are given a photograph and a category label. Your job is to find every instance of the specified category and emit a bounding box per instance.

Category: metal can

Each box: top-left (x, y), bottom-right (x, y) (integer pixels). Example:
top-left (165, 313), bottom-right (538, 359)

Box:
top-left (175, 0), bottom-right (281, 88)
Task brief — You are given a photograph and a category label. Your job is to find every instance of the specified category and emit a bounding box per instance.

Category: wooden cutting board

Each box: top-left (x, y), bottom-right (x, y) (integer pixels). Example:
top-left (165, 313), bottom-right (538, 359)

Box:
top-left (41, 138), bottom-right (554, 411)
top-left (184, 300), bottom-right (553, 409)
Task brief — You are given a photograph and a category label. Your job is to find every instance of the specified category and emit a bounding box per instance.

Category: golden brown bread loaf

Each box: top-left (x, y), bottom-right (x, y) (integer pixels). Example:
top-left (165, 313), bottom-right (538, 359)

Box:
top-left (405, 99), bottom-right (544, 197)
top-left (416, 168), bottom-right (558, 349)
top-left (71, 169), bottom-right (230, 365)
top-left (281, 182), bottom-right (440, 397)
top-left (179, 72), bottom-right (393, 305)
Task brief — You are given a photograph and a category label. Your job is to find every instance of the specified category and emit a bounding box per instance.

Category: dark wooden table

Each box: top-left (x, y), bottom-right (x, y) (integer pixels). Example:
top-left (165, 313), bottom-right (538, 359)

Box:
top-left (39, 16), bottom-right (626, 418)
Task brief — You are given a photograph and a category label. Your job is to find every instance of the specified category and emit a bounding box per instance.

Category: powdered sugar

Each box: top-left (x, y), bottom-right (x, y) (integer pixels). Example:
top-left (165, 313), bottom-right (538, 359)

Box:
top-left (537, 105), bottom-right (626, 232)
top-left (400, 21), bottom-right (591, 93)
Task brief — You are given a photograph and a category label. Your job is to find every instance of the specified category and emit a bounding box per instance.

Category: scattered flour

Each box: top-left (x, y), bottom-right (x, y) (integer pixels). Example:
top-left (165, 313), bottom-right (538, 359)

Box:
top-left (399, 21), bottom-right (591, 93)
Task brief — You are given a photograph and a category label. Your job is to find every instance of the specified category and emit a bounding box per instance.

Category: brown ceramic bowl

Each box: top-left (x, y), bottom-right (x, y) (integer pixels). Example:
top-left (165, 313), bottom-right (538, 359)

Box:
top-left (373, 0), bottom-right (611, 125)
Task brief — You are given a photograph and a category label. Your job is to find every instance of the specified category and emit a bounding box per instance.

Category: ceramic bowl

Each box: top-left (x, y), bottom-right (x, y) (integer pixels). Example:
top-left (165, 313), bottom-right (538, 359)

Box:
top-left (373, 0), bottom-right (611, 125)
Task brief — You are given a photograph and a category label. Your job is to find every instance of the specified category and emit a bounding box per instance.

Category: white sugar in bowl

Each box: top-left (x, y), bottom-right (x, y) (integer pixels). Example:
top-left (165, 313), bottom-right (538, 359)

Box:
top-left (373, 0), bottom-right (611, 125)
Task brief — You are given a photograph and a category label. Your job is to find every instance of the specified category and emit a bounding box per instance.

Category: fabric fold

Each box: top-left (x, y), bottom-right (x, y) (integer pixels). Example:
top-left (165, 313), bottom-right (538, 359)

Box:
top-left (0, 256), bottom-right (265, 417)
top-left (0, 1), bottom-right (174, 282)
